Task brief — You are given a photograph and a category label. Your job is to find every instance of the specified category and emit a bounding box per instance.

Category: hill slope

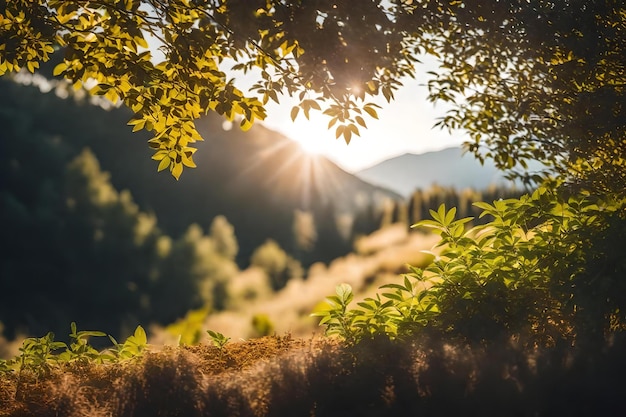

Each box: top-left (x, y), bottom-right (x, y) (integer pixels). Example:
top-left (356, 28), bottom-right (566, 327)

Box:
top-left (0, 78), bottom-right (400, 264)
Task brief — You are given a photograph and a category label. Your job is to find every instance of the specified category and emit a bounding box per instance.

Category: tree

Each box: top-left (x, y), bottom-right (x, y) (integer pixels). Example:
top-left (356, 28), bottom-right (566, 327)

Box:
top-left (209, 215), bottom-right (238, 261)
top-left (4, 1), bottom-right (622, 191)
top-left (250, 239), bottom-right (302, 291)
top-left (415, 1), bottom-right (626, 198)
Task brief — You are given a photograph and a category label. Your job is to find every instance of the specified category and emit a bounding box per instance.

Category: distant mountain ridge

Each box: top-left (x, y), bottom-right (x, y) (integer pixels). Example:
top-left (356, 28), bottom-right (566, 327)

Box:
top-left (355, 147), bottom-right (517, 196)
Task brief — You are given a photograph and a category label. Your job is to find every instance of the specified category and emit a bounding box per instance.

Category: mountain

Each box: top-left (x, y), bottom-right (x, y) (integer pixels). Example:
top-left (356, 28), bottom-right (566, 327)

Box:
top-left (355, 147), bottom-right (518, 196)
top-left (0, 78), bottom-right (400, 265)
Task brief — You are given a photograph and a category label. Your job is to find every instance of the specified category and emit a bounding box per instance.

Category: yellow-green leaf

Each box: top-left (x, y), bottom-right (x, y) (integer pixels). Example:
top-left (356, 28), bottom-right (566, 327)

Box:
top-left (157, 156), bottom-right (170, 172)
top-left (240, 118), bottom-right (253, 131)
top-left (151, 150), bottom-right (168, 160)
top-left (135, 36), bottom-right (148, 49)
top-left (53, 62), bottom-right (67, 76)
top-left (129, 119), bottom-right (146, 132)
top-left (172, 162), bottom-right (183, 180)
top-left (133, 325), bottom-right (147, 345)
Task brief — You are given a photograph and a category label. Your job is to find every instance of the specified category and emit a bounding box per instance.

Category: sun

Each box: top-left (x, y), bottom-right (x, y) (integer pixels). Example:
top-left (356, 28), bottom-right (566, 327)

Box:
top-left (294, 136), bottom-right (327, 156)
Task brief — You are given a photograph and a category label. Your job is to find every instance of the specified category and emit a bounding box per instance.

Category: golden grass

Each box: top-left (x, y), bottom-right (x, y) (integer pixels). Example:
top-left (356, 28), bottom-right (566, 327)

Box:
top-left (0, 335), bottom-right (336, 417)
top-left (3, 333), bottom-right (625, 417)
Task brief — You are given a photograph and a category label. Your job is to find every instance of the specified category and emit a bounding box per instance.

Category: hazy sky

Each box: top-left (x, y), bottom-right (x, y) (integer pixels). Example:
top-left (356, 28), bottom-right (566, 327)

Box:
top-left (259, 60), bottom-right (468, 173)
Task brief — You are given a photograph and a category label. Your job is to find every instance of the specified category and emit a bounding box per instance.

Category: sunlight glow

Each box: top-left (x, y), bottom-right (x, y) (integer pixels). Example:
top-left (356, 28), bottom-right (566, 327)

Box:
top-left (228, 131), bottom-right (346, 211)
top-left (349, 84), bottom-right (362, 95)
top-left (294, 136), bottom-right (327, 155)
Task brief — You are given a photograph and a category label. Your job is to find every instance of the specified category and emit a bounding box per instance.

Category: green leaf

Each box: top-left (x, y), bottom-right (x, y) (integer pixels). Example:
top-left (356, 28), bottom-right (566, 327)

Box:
top-left (444, 207), bottom-right (457, 225)
top-left (133, 325), bottom-right (147, 346)
top-left (77, 330), bottom-right (107, 339)
top-left (381, 292), bottom-right (403, 301)
top-left (437, 204), bottom-right (447, 223)
top-left (336, 284), bottom-right (353, 305)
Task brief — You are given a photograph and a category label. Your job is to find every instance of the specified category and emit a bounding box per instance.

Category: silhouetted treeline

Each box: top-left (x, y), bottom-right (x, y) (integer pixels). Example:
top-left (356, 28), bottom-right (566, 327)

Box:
top-left (1, 140), bottom-right (237, 339)
top-left (406, 184), bottom-right (526, 226)
top-left (350, 185), bottom-right (526, 239)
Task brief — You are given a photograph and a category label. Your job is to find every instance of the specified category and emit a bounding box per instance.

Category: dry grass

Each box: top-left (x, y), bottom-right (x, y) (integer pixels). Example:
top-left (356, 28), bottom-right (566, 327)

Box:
top-left (2, 334), bottom-right (626, 417)
top-left (0, 334), bottom-right (326, 417)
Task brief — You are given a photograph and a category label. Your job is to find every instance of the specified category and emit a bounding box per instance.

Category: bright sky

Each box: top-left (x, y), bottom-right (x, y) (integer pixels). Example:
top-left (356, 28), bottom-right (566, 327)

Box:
top-left (258, 60), bottom-right (467, 173)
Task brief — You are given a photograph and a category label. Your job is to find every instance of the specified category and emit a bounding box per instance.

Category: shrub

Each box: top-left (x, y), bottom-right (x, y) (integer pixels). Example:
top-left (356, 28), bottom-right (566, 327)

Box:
top-left (314, 183), bottom-right (626, 348)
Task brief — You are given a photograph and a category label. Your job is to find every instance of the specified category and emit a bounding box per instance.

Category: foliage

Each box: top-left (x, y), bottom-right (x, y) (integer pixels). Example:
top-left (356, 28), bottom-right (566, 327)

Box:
top-left (0, 323), bottom-right (147, 377)
top-left (315, 186), bottom-right (626, 346)
top-left (151, 223), bottom-right (239, 321)
top-left (107, 324), bottom-right (148, 360)
top-left (292, 209), bottom-right (317, 253)
top-left (419, 1), bottom-right (626, 198)
top-left (209, 215), bottom-right (239, 261)
top-left (251, 314), bottom-right (274, 338)
top-left (4, 1), bottom-right (621, 187)
top-left (206, 329), bottom-right (230, 350)
top-left (12, 332), bottom-right (67, 377)
top-left (56, 322), bottom-right (107, 364)
top-left (407, 184), bottom-right (525, 227)
top-left (0, 145), bottom-right (163, 338)
top-left (1, 4), bottom-right (624, 411)
top-left (311, 284), bottom-right (357, 342)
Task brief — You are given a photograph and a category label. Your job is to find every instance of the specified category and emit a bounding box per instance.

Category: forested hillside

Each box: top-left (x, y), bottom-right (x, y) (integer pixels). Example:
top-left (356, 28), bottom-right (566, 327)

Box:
top-left (1, 77), bottom-right (522, 341)
top-left (0, 78), bottom-right (399, 266)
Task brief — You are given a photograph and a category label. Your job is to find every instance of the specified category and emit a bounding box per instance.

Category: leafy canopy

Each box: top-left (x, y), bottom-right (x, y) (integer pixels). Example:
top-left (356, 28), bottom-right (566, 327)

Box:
top-left (2, 1), bottom-right (623, 189)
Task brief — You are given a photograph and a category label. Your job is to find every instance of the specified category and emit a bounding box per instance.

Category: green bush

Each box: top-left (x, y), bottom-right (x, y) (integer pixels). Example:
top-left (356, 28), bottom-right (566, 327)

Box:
top-left (314, 183), bottom-right (626, 347)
